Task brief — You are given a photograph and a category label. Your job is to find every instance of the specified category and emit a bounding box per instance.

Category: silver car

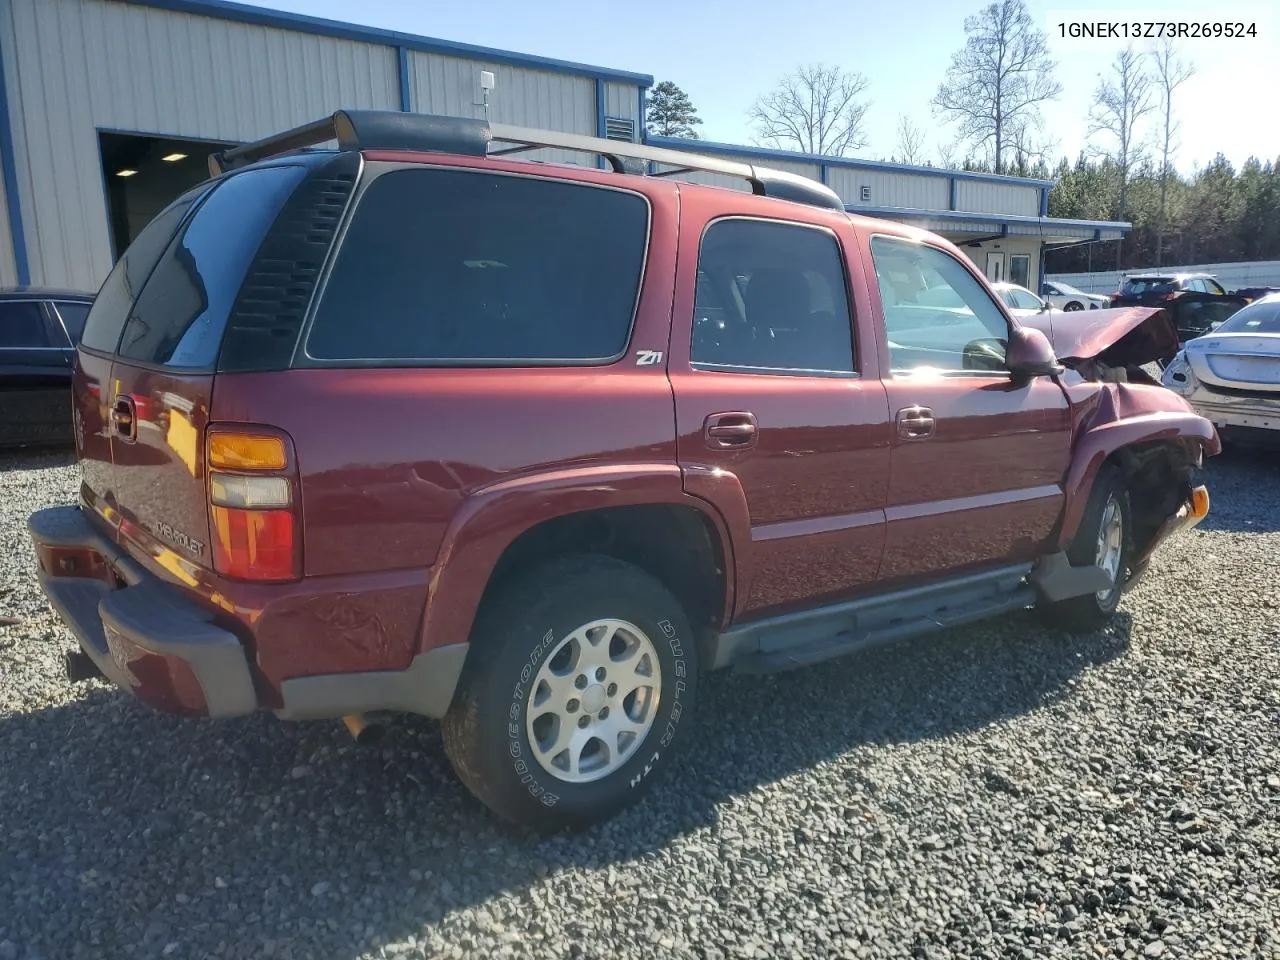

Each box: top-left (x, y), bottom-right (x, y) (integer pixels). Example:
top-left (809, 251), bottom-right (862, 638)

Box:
top-left (1162, 293), bottom-right (1280, 443)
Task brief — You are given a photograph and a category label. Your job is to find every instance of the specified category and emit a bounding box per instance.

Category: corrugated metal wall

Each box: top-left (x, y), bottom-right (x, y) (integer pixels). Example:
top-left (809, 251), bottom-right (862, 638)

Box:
top-left (0, 0), bottom-right (401, 290)
top-left (0, 149), bottom-right (16, 286)
top-left (829, 168), bottom-right (949, 211)
top-left (604, 81), bottom-right (639, 135)
top-left (954, 180), bottom-right (1039, 218)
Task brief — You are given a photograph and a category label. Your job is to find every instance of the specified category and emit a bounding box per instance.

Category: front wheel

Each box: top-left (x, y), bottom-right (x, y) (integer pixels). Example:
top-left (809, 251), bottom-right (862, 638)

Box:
top-left (1039, 466), bottom-right (1131, 631)
top-left (442, 554), bottom-right (698, 830)
top-left (1064, 300), bottom-right (1084, 311)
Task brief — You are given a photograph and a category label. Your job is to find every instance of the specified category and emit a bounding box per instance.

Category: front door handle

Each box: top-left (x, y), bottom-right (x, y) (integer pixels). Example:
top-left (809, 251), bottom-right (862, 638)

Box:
top-left (111, 395), bottom-right (137, 442)
top-left (896, 405), bottom-right (935, 440)
top-left (704, 411), bottom-right (758, 449)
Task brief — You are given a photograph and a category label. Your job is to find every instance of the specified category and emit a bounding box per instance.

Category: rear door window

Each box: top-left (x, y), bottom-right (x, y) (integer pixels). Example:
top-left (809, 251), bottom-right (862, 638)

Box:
top-left (53, 301), bottom-right (90, 343)
top-left (306, 168), bottom-right (650, 364)
top-left (115, 164), bottom-right (307, 368)
top-left (79, 185), bottom-right (209, 354)
top-left (0, 301), bottom-right (52, 347)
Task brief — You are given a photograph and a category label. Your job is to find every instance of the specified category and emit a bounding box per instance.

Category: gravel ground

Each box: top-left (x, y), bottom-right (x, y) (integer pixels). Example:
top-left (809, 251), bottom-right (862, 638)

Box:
top-left (1, 446), bottom-right (1278, 960)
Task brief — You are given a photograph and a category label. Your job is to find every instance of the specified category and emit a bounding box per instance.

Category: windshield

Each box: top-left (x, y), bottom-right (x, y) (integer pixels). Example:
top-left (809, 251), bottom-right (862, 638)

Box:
top-left (1213, 299), bottom-right (1280, 335)
top-left (1122, 277), bottom-right (1177, 296)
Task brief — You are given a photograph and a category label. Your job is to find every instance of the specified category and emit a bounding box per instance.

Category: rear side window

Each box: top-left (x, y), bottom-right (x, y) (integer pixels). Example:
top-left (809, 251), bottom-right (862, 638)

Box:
top-left (307, 168), bottom-right (650, 364)
top-left (0, 301), bottom-right (51, 347)
top-left (116, 165), bottom-right (307, 368)
top-left (691, 218), bottom-right (854, 373)
top-left (79, 186), bottom-right (207, 354)
top-left (54, 301), bottom-right (90, 342)
top-left (1121, 278), bottom-right (1176, 297)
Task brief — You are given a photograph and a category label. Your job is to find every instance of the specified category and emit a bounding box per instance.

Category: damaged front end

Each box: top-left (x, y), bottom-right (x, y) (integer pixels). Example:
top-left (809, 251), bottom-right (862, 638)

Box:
top-left (1019, 305), bottom-right (1181, 384)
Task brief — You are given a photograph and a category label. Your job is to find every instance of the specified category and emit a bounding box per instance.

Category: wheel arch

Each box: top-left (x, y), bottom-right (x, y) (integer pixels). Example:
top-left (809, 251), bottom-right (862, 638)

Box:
top-left (417, 464), bottom-right (739, 667)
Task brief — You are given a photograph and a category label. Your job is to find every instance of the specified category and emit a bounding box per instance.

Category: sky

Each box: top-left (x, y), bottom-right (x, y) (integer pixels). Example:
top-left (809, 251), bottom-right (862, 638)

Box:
top-left (241, 0), bottom-right (1277, 174)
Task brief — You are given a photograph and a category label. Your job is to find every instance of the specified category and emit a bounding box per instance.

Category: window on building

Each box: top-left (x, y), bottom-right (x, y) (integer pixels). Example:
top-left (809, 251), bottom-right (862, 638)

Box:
top-left (0, 301), bottom-right (52, 348)
top-left (1010, 254), bottom-right (1031, 289)
top-left (870, 236), bottom-right (1010, 374)
top-left (691, 218), bottom-right (854, 373)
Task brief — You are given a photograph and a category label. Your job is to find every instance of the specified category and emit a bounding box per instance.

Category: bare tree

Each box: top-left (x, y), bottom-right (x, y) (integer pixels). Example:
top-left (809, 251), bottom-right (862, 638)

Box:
top-left (748, 63), bottom-right (872, 156)
top-left (1088, 45), bottom-right (1155, 267)
top-left (894, 114), bottom-right (927, 165)
top-left (932, 0), bottom-right (1061, 174)
top-left (1152, 39), bottom-right (1195, 267)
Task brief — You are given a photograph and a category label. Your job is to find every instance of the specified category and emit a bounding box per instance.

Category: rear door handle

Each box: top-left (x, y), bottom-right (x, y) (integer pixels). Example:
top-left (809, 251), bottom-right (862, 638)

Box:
top-left (896, 405), bottom-right (935, 440)
top-left (111, 395), bottom-right (137, 442)
top-left (704, 411), bottom-right (758, 449)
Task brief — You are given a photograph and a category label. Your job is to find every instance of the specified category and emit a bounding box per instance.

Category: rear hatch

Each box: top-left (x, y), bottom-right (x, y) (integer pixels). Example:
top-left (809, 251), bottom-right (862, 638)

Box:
top-left (1186, 333), bottom-right (1280, 393)
top-left (73, 152), bottom-right (357, 576)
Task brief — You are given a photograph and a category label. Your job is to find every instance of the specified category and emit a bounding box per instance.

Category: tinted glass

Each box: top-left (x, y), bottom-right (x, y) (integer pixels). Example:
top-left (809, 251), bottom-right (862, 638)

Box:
top-left (691, 219), bottom-right (854, 373)
top-left (870, 236), bottom-right (1010, 374)
top-left (54, 301), bottom-right (90, 342)
top-left (1121, 277), bottom-right (1176, 296)
top-left (1214, 299), bottom-right (1280, 334)
top-left (79, 185), bottom-right (208, 353)
top-left (308, 169), bottom-right (649, 364)
top-left (116, 165), bottom-right (306, 368)
top-left (0, 301), bottom-right (51, 347)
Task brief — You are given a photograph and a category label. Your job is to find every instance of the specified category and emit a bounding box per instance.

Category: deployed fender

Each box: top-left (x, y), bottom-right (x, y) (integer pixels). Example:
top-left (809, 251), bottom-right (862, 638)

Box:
top-left (417, 463), bottom-right (741, 656)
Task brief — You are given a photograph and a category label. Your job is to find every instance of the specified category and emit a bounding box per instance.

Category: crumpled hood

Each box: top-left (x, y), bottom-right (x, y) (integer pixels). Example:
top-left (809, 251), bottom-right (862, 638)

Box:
top-left (1018, 306), bottom-right (1179, 367)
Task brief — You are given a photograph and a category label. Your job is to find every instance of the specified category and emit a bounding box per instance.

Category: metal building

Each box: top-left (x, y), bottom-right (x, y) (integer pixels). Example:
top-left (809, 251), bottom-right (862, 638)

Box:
top-left (0, 0), bottom-right (649, 292)
top-left (0, 0), bottom-right (1126, 296)
top-left (648, 137), bottom-right (1130, 292)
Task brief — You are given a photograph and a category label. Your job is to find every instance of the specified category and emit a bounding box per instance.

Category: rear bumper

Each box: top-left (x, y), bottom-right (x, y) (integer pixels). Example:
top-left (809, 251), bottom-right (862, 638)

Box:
top-left (1189, 396), bottom-right (1280, 435)
top-left (28, 506), bottom-right (258, 718)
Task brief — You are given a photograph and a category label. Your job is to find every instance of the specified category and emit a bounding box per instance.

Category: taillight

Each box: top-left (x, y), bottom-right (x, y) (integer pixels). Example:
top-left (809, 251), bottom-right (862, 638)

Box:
top-left (206, 427), bottom-right (301, 582)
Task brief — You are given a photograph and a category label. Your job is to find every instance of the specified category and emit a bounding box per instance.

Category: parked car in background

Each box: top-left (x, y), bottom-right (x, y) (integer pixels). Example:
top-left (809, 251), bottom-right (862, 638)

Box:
top-left (27, 110), bottom-right (1218, 830)
top-left (991, 281), bottom-right (1051, 318)
top-left (1111, 273), bottom-right (1248, 344)
top-left (1162, 292), bottom-right (1280, 445)
top-left (1041, 280), bottom-right (1108, 311)
top-left (0, 288), bottom-right (95, 448)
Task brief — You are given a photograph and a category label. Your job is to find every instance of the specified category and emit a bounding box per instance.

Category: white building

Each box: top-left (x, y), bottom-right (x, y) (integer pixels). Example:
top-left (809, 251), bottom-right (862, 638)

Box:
top-left (0, 0), bottom-right (1128, 295)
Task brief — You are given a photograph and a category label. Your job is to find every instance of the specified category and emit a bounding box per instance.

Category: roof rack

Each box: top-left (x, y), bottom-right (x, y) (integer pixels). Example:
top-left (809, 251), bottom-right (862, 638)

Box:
top-left (208, 110), bottom-right (845, 212)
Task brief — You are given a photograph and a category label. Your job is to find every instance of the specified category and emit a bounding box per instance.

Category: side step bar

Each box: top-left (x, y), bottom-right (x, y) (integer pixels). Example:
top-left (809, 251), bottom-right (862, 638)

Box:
top-left (707, 557), bottom-right (1104, 675)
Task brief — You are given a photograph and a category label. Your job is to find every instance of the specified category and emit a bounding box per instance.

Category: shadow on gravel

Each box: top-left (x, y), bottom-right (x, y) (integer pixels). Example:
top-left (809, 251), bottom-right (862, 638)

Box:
top-left (0, 608), bottom-right (1133, 959)
top-left (1196, 444), bottom-right (1280, 534)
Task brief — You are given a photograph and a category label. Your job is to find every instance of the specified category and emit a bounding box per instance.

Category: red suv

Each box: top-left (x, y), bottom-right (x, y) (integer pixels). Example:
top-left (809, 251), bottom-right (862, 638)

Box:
top-left (29, 111), bottom-right (1217, 829)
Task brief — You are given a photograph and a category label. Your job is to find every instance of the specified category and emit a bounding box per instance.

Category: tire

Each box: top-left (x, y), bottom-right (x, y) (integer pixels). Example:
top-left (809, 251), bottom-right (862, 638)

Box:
top-left (1064, 300), bottom-right (1084, 311)
top-left (1040, 465), bottom-right (1131, 631)
top-left (442, 554), bottom-right (698, 830)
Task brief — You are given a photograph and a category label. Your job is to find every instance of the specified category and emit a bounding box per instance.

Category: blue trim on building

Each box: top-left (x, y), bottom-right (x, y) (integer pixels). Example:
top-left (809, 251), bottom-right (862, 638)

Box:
top-left (647, 133), bottom-right (1055, 189)
top-left (125, 0), bottom-right (655, 84)
top-left (1039, 188), bottom-right (1049, 216)
top-left (0, 34), bottom-right (30, 285)
top-left (819, 163), bottom-right (829, 185)
top-left (595, 79), bottom-right (606, 169)
top-left (397, 47), bottom-right (412, 112)
top-left (638, 86), bottom-right (647, 142)
top-left (844, 205), bottom-right (1131, 233)
top-left (948, 178), bottom-right (957, 211)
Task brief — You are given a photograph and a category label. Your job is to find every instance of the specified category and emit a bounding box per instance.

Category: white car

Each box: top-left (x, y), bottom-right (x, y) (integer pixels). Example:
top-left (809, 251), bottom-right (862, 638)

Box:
top-left (1041, 280), bottom-right (1109, 312)
top-left (1162, 293), bottom-right (1280, 444)
top-left (991, 282), bottom-right (1052, 318)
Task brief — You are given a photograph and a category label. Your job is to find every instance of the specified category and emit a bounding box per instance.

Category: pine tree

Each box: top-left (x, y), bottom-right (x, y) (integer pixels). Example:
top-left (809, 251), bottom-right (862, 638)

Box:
top-left (645, 81), bottom-right (703, 139)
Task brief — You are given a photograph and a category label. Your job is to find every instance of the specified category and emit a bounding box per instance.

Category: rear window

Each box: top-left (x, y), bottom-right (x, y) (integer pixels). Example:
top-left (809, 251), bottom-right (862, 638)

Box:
top-left (79, 186), bottom-right (208, 353)
top-left (1214, 299), bottom-right (1280, 334)
top-left (306, 168), bottom-right (650, 364)
top-left (53, 301), bottom-right (90, 342)
top-left (1121, 277), bottom-right (1177, 297)
top-left (116, 164), bottom-right (307, 368)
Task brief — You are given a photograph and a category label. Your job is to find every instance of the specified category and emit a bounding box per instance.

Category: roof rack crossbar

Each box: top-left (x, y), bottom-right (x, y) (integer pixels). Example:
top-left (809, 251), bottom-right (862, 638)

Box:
top-left (208, 110), bottom-right (846, 211)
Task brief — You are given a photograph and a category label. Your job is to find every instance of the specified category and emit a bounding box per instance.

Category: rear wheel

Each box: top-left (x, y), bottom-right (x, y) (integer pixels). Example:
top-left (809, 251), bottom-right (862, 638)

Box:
top-left (1040, 466), bottom-right (1130, 631)
top-left (442, 554), bottom-right (698, 830)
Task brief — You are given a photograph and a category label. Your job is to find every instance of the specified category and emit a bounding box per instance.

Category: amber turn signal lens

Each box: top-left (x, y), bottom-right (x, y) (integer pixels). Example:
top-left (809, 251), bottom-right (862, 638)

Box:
top-left (1190, 485), bottom-right (1210, 519)
top-left (208, 433), bottom-right (287, 470)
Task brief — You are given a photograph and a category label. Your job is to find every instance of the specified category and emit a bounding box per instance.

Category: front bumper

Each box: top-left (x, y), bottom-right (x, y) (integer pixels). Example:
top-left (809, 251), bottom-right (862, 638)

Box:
top-left (28, 506), bottom-right (258, 718)
top-left (1129, 484), bottom-right (1212, 587)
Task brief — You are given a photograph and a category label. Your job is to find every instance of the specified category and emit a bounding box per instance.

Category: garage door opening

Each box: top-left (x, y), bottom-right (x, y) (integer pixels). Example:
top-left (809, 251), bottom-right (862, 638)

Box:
top-left (98, 131), bottom-right (235, 260)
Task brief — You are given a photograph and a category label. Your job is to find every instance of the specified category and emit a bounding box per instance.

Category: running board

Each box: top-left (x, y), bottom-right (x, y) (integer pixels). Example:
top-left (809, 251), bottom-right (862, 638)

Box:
top-left (708, 564), bottom-right (1037, 675)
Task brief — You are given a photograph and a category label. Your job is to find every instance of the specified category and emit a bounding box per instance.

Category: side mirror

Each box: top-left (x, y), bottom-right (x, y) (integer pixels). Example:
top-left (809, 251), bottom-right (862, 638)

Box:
top-left (1006, 325), bottom-right (1064, 378)
top-left (1037, 300), bottom-right (1050, 313)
